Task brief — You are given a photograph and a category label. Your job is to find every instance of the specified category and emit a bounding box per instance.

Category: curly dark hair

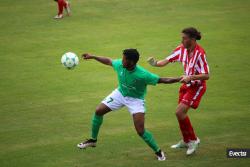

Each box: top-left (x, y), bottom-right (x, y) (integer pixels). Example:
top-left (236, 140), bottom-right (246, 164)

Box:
top-left (182, 27), bottom-right (202, 40)
top-left (123, 48), bottom-right (140, 63)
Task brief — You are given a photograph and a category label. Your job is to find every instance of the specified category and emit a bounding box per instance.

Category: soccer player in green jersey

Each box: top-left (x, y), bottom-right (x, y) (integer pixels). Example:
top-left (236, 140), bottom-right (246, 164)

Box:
top-left (77, 49), bottom-right (182, 161)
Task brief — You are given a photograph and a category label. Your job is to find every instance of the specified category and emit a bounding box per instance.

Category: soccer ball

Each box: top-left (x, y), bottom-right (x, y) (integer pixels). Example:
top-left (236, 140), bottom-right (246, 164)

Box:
top-left (61, 52), bottom-right (79, 69)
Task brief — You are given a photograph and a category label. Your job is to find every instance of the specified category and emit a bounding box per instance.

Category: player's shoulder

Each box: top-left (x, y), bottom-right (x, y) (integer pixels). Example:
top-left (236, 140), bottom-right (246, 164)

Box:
top-left (173, 44), bottom-right (185, 52)
top-left (112, 59), bottom-right (123, 71)
top-left (136, 65), bottom-right (153, 77)
top-left (112, 59), bottom-right (122, 63)
top-left (196, 44), bottom-right (206, 56)
top-left (112, 59), bottom-right (122, 66)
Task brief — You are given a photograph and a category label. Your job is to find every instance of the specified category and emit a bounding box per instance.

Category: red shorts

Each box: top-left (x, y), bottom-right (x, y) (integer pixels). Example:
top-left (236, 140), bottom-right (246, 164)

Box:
top-left (178, 83), bottom-right (206, 109)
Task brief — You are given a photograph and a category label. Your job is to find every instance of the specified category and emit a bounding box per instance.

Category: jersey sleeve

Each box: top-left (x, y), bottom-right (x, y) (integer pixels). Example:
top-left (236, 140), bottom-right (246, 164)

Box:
top-left (112, 59), bottom-right (122, 71)
top-left (144, 71), bottom-right (160, 85)
top-left (166, 46), bottom-right (182, 63)
top-left (197, 54), bottom-right (210, 74)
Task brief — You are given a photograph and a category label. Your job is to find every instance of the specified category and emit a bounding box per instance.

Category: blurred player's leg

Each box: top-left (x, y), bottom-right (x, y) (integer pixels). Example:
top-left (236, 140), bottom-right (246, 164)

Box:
top-left (65, 1), bottom-right (71, 16)
top-left (77, 103), bottom-right (111, 149)
top-left (54, 0), bottom-right (67, 19)
top-left (77, 89), bottom-right (124, 149)
top-left (133, 113), bottom-right (166, 161)
top-left (178, 104), bottom-right (196, 141)
top-left (91, 104), bottom-right (111, 140)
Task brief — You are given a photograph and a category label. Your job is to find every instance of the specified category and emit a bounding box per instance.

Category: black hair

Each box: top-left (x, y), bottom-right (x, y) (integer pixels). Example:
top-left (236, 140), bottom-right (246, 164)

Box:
top-left (182, 27), bottom-right (202, 40)
top-left (123, 48), bottom-right (140, 63)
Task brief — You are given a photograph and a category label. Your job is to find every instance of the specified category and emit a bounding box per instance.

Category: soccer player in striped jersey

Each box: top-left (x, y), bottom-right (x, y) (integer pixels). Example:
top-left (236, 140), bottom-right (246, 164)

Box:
top-left (147, 27), bottom-right (210, 155)
top-left (77, 49), bottom-right (183, 161)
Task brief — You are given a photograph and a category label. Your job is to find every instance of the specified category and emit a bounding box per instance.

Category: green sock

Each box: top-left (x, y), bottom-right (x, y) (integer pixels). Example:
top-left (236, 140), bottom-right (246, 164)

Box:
top-left (141, 130), bottom-right (160, 152)
top-left (91, 113), bottom-right (103, 140)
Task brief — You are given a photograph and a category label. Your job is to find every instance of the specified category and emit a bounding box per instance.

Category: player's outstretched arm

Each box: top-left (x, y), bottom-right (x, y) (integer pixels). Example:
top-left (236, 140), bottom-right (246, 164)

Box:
top-left (147, 57), bottom-right (170, 67)
top-left (82, 53), bottom-right (112, 66)
top-left (180, 74), bottom-right (210, 83)
top-left (158, 77), bottom-right (182, 84)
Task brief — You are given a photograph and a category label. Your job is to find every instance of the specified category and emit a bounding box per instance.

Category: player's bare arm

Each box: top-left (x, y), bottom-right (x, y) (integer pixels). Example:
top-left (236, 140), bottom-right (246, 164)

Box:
top-left (180, 74), bottom-right (210, 84)
top-left (147, 57), bottom-right (170, 67)
top-left (82, 53), bottom-right (112, 66)
top-left (158, 77), bottom-right (182, 84)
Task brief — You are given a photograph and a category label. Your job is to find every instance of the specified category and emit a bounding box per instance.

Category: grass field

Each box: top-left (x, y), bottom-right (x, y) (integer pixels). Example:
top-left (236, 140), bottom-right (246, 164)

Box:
top-left (0, 0), bottom-right (250, 166)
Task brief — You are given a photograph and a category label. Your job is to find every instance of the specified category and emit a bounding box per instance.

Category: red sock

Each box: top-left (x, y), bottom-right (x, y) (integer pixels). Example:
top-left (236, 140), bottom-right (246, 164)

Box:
top-left (57, 0), bottom-right (67, 15)
top-left (178, 118), bottom-right (189, 143)
top-left (178, 116), bottom-right (197, 142)
top-left (184, 116), bottom-right (197, 141)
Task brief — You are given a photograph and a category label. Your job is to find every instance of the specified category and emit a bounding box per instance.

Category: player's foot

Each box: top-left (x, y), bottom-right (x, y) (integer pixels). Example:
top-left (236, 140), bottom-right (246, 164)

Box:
top-left (170, 139), bottom-right (188, 149)
top-left (65, 1), bottom-right (71, 16)
top-left (54, 14), bottom-right (63, 19)
top-left (77, 139), bottom-right (97, 149)
top-left (186, 137), bottom-right (200, 155)
top-left (155, 150), bottom-right (166, 161)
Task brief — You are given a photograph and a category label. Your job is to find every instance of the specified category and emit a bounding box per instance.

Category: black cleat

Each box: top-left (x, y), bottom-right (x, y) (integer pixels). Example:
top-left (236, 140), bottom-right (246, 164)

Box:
top-left (77, 139), bottom-right (97, 149)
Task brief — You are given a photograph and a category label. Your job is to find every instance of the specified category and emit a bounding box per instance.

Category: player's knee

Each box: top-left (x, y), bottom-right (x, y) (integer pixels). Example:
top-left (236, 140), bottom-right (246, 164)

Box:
top-left (136, 128), bottom-right (144, 136)
top-left (137, 130), bottom-right (144, 136)
top-left (175, 109), bottom-right (185, 120)
top-left (176, 104), bottom-right (188, 120)
top-left (95, 106), bottom-right (104, 116)
top-left (175, 110), bottom-right (181, 117)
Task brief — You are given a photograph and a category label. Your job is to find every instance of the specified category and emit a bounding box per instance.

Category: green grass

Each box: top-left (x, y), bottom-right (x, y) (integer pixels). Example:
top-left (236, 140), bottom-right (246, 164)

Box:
top-left (0, 0), bottom-right (250, 166)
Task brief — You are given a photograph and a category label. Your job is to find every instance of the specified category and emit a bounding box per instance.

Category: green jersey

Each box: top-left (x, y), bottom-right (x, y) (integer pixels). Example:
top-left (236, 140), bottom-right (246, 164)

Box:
top-left (112, 59), bottom-right (159, 99)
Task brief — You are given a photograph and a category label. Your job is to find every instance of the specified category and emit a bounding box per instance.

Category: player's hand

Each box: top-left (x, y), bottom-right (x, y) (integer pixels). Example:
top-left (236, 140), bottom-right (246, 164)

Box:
top-left (82, 53), bottom-right (94, 60)
top-left (180, 75), bottom-right (191, 83)
top-left (147, 57), bottom-right (157, 66)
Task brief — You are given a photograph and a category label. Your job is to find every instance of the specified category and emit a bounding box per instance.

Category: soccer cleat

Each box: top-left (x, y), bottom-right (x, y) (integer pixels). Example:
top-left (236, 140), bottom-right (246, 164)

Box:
top-left (54, 14), bottom-right (63, 19)
top-left (155, 150), bottom-right (166, 161)
top-left (186, 137), bottom-right (200, 155)
top-left (65, 1), bottom-right (71, 16)
top-left (77, 139), bottom-right (97, 149)
top-left (170, 140), bottom-right (188, 149)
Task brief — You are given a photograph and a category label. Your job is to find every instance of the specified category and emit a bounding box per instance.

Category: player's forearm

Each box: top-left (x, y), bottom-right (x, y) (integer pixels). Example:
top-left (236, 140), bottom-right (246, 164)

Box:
top-left (93, 56), bottom-right (112, 66)
top-left (155, 59), bottom-right (169, 67)
top-left (158, 77), bottom-right (182, 84)
top-left (190, 74), bottom-right (210, 81)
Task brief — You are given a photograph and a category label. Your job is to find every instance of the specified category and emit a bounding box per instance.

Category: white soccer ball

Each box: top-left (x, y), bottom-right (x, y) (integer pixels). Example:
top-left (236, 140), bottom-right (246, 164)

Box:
top-left (61, 52), bottom-right (79, 69)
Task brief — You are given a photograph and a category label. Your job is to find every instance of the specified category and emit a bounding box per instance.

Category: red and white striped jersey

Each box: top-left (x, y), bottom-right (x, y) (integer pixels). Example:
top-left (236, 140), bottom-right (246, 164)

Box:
top-left (166, 44), bottom-right (209, 85)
